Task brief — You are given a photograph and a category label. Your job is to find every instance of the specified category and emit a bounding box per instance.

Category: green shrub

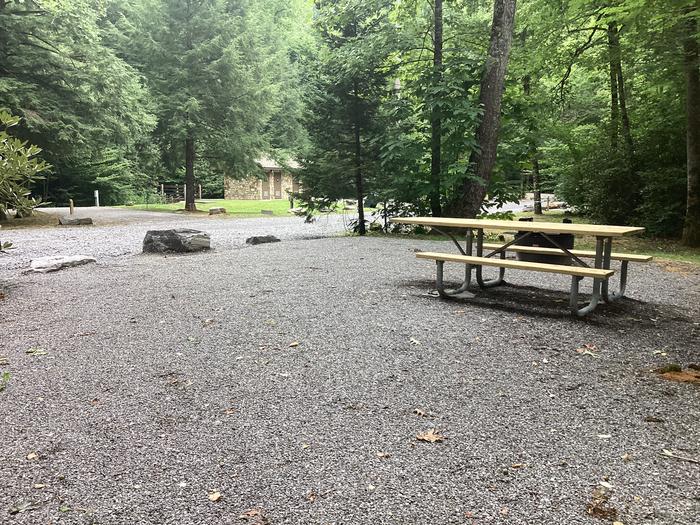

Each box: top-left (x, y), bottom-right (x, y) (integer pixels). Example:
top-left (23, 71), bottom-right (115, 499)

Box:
top-left (635, 168), bottom-right (687, 237)
top-left (0, 110), bottom-right (48, 219)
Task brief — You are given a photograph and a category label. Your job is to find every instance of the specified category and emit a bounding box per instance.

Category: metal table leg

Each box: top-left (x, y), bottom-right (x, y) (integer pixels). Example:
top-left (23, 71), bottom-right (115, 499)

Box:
top-left (435, 228), bottom-right (474, 298)
top-left (601, 237), bottom-right (627, 302)
top-left (571, 236), bottom-right (607, 316)
top-left (475, 228), bottom-right (506, 288)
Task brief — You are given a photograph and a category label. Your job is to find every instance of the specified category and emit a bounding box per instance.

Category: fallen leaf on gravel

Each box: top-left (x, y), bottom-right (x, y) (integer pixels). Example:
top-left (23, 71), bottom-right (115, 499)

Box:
top-left (202, 318), bottom-right (216, 327)
top-left (0, 356), bottom-right (8, 366)
top-left (59, 505), bottom-right (71, 512)
top-left (500, 507), bottom-right (509, 516)
top-left (660, 449), bottom-right (700, 464)
top-left (223, 407), bottom-right (237, 415)
top-left (597, 434), bottom-right (612, 439)
top-left (26, 452), bottom-right (38, 460)
top-left (25, 347), bottom-right (48, 356)
top-left (305, 491), bottom-right (317, 503)
top-left (511, 463), bottom-right (526, 468)
top-left (301, 443), bottom-right (310, 449)
top-left (289, 341), bottom-right (299, 348)
top-left (90, 398), bottom-right (100, 406)
top-left (9, 501), bottom-right (39, 514)
top-left (208, 491), bottom-right (222, 502)
top-left (376, 451), bottom-right (391, 459)
top-left (599, 481), bottom-right (614, 489)
top-left (622, 453), bottom-right (632, 462)
top-left (613, 522), bottom-right (625, 525)
top-left (417, 428), bottom-right (446, 443)
top-left (33, 484), bottom-right (45, 489)
top-left (409, 337), bottom-right (421, 345)
top-left (413, 408), bottom-right (427, 417)
top-left (575, 344), bottom-right (599, 358)
top-left (643, 416), bottom-right (664, 423)
top-left (239, 508), bottom-right (268, 523)
top-left (587, 486), bottom-right (617, 520)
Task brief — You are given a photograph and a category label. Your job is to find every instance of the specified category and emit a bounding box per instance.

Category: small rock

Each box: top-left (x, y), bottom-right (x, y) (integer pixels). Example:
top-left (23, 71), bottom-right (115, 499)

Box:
top-left (245, 235), bottom-right (280, 245)
top-left (260, 210), bottom-right (274, 216)
top-left (28, 255), bottom-right (96, 273)
top-left (59, 216), bottom-right (93, 226)
top-left (208, 207), bottom-right (226, 215)
top-left (143, 229), bottom-right (210, 253)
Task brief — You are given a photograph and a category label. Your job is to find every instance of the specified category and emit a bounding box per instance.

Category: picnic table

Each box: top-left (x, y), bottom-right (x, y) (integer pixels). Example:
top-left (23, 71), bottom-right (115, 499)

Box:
top-left (390, 217), bottom-right (651, 316)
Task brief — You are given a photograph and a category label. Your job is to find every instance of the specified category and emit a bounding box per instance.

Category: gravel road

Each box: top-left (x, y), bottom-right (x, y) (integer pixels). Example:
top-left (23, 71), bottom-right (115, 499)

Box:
top-left (0, 207), bottom-right (352, 274)
top-left (0, 212), bottom-right (699, 524)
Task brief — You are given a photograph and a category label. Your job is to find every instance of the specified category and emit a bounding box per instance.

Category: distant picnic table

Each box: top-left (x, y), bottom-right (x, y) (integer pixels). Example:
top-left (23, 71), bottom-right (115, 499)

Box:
top-left (391, 217), bottom-right (652, 316)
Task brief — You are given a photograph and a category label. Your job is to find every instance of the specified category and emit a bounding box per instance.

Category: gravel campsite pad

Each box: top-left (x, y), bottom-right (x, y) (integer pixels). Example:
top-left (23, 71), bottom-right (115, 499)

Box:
top-left (1, 211), bottom-right (699, 524)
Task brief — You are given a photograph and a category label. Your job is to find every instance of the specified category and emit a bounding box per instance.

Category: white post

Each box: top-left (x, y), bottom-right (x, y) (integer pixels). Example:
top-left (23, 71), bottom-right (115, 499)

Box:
top-left (69, 199), bottom-right (74, 215)
top-left (94, 190), bottom-right (100, 207)
top-left (160, 184), bottom-right (164, 196)
top-left (198, 184), bottom-right (202, 200)
top-left (183, 184), bottom-right (187, 204)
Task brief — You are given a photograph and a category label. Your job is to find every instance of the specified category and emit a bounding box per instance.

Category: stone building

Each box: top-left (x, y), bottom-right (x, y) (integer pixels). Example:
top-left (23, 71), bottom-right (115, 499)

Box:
top-left (224, 157), bottom-right (300, 200)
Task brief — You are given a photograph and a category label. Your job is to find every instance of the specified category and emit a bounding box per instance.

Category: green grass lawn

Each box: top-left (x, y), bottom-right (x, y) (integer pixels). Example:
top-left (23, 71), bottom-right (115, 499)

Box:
top-left (127, 199), bottom-right (295, 217)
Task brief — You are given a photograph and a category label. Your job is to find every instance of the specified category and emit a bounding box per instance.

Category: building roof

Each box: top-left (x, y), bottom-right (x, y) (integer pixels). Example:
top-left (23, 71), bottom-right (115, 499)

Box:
top-left (256, 156), bottom-right (301, 170)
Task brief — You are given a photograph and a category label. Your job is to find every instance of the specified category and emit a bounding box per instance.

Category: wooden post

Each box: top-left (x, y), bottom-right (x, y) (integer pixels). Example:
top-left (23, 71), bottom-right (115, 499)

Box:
top-left (198, 184), bottom-right (202, 199)
top-left (160, 184), bottom-right (164, 196)
top-left (69, 199), bottom-right (74, 215)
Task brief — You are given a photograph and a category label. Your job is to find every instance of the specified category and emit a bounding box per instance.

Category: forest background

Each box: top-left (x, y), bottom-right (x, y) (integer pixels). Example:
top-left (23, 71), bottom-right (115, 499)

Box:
top-left (1, 0), bottom-right (698, 245)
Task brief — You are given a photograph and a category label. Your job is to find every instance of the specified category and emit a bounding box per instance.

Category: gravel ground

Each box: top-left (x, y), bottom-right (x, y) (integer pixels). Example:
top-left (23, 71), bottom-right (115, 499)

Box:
top-left (0, 207), bottom-right (352, 274)
top-left (0, 217), bottom-right (699, 524)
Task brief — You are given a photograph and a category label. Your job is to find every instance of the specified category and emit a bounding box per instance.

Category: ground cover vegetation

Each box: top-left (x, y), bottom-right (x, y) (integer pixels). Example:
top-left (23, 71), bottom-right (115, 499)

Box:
top-left (0, 0), bottom-right (699, 246)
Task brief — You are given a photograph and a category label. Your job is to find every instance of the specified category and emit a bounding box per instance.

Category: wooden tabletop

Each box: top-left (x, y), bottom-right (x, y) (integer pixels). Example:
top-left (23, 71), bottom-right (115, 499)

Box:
top-left (390, 217), bottom-right (645, 237)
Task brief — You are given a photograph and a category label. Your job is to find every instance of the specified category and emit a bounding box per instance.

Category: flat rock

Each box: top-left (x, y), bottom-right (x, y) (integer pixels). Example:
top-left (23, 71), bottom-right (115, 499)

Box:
top-left (29, 255), bottom-right (96, 273)
top-left (246, 235), bottom-right (281, 245)
top-left (59, 216), bottom-right (93, 225)
top-left (208, 207), bottom-right (227, 215)
top-left (143, 229), bottom-right (211, 253)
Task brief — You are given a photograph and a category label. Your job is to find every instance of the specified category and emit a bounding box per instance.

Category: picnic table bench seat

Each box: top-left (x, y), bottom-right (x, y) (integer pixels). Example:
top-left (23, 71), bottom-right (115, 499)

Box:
top-left (416, 252), bottom-right (615, 278)
top-left (480, 243), bottom-right (652, 263)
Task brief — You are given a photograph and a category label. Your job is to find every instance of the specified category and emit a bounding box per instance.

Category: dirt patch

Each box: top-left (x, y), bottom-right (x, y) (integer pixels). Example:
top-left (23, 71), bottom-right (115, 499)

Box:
top-left (659, 370), bottom-right (700, 384)
top-left (659, 261), bottom-right (699, 275)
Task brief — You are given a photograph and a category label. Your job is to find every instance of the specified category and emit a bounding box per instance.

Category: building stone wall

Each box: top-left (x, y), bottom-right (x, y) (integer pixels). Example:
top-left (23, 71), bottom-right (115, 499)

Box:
top-left (224, 177), bottom-right (261, 200)
top-left (224, 172), bottom-right (299, 200)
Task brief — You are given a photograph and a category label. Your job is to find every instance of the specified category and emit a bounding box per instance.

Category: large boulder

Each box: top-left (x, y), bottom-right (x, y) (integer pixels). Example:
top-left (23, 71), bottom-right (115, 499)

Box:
top-left (59, 216), bottom-right (93, 225)
top-left (143, 229), bottom-right (211, 253)
top-left (245, 235), bottom-right (280, 245)
top-left (29, 255), bottom-right (96, 273)
top-left (208, 207), bottom-right (226, 215)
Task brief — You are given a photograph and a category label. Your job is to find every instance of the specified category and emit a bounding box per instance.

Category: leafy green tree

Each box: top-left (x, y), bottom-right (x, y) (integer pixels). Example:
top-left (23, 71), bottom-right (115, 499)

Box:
top-left (300, 0), bottom-right (395, 234)
top-left (0, 110), bottom-right (49, 222)
top-left (0, 0), bottom-right (157, 205)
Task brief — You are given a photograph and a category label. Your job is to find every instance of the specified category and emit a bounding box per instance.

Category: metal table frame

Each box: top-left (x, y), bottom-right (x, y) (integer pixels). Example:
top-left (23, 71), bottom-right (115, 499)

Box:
top-left (430, 226), bottom-right (627, 316)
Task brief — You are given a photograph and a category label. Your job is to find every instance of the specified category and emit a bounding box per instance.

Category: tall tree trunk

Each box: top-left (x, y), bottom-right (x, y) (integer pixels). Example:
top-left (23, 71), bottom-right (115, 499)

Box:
top-left (449, 0), bottom-right (517, 217)
top-left (532, 155), bottom-right (542, 215)
top-left (429, 0), bottom-right (443, 217)
top-left (521, 46), bottom-right (543, 216)
top-left (352, 84), bottom-right (366, 236)
top-left (683, 4), bottom-right (700, 246)
top-left (617, 60), bottom-right (634, 161)
top-left (354, 122), bottom-right (366, 235)
top-left (607, 23), bottom-right (620, 150)
top-left (608, 22), bottom-right (634, 160)
top-left (185, 135), bottom-right (196, 212)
